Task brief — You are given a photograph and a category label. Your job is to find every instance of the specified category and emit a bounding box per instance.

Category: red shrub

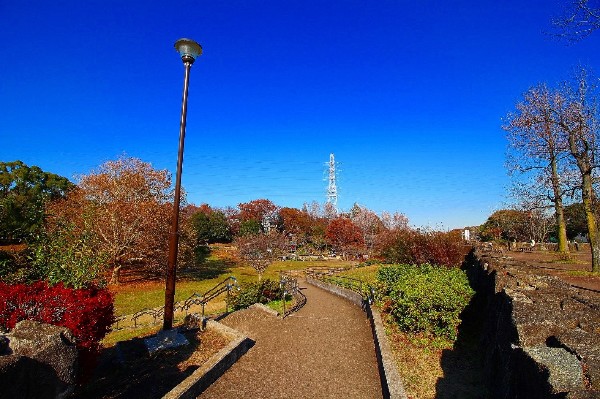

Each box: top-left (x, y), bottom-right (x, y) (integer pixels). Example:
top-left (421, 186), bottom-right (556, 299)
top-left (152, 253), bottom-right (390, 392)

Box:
top-left (0, 281), bottom-right (114, 379)
top-left (375, 228), bottom-right (465, 267)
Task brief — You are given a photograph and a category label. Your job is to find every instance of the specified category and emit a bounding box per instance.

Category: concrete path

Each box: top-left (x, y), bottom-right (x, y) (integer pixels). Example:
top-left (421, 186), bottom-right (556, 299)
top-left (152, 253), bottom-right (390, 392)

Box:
top-left (199, 281), bottom-right (383, 398)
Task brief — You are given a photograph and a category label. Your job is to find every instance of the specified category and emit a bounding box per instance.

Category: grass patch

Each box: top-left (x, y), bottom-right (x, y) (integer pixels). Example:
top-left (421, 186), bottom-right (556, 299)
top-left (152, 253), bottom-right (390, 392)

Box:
top-left (385, 321), bottom-right (447, 399)
top-left (110, 258), bottom-right (354, 317)
top-left (265, 296), bottom-right (294, 314)
top-left (564, 270), bottom-right (600, 277)
top-left (105, 257), bottom-right (355, 350)
top-left (103, 325), bottom-right (161, 347)
top-left (337, 264), bottom-right (380, 284)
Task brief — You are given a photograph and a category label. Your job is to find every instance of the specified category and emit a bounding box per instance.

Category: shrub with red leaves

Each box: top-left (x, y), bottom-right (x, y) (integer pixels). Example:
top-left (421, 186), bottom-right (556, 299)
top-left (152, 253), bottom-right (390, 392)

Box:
top-left (0, 281), bottom-right (114, 379)
top-left (376, 229), bottom-right (466, 267)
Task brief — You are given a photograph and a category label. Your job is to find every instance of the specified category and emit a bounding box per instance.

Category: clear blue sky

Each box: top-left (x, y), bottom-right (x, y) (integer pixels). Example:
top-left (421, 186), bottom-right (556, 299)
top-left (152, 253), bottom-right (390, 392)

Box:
top-left (2, 1), bottom-right (600, 229)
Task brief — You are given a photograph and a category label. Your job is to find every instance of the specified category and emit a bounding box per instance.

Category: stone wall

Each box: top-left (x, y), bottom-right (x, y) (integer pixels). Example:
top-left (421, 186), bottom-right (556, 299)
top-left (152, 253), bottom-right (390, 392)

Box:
top-left (462, 249), bottom-right (600, 398)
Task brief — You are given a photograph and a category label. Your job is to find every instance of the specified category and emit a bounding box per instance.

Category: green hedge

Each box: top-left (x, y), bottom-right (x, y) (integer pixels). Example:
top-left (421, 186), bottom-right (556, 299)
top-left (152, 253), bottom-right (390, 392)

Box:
top-left (230, 279), bottom-right (283, 310)
top-left (376, 264), bottom-right (473, 341)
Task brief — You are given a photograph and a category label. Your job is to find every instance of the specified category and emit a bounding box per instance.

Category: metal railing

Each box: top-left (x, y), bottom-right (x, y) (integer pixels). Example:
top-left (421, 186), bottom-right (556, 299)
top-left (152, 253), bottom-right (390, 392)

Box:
top-left (279, 272), bottom-right (307, 318)
top-left (129, 276), bottom-right (240, 328)
top-left (181, 276), bottom-right (240, 318)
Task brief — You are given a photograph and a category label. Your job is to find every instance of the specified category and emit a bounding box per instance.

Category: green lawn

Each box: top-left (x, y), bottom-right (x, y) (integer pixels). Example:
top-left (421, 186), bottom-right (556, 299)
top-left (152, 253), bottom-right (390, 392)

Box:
top-left (336, 264), bottom-right (380, 285)
top-left (111, 257), bottom-right (357, 317)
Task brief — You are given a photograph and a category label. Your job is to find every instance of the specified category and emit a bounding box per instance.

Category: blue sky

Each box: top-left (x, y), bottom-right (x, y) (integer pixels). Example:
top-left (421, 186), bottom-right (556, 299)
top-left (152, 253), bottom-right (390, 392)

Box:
top-left (2, 1), bottom-right (600, 229)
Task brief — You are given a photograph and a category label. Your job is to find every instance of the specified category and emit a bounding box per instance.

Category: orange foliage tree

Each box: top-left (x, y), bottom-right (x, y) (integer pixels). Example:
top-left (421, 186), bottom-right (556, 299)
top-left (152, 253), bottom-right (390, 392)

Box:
top-left (349, 204), bottom-right (384, 253)
top-left (238, 199), bottom-right (279, 223)
top-left (325, 217), bottom-right (365, 259)
top-left (47, 156), bottom-right (180, 283)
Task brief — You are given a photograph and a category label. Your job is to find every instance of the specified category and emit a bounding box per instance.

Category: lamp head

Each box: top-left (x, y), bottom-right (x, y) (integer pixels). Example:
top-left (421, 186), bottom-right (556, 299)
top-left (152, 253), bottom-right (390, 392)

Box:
top-left (175, 38), bottom-right (202, 64)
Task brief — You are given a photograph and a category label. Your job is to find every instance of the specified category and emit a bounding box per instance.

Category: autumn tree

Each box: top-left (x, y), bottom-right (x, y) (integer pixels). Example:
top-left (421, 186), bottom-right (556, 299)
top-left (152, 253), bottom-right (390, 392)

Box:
top-left (0, 161), bottom-right (73, 243)
top-left (375, 228), bottom-right (464, 267)
top-left (325, 217), bottom-right (365, 259)
top-left (299, 201), bottom-right (333, 252)
top-left (222, 206), bottom-right (241, 236)
top-left (556, 68), bottom-right (600, 271)
top-left (238, 199), bottom-right (280, 230)
top-left (279, 207), bottom-right (315, 245)
top-left (479, 209), bottom-right (530, 242)
top-left (503, 83), bottom-right (571, 253)
top-left (234, 231), bottom-right (287, 280)
top-left (34, 188), bottom-right (108, 287)
top-left (349, 203), bottom-right (384, 253)
top-left (47, 157), bottom-right (176, 282)
top-left (553, 0), bottom-right (600, 41)
top-left (380, 211), bottom-right (409, 231)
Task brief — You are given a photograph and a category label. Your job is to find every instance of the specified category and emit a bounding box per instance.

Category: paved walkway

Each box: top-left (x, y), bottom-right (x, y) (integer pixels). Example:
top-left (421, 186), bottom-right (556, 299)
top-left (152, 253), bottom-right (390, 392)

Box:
top-left (199, 281), bottom-right (383, 398)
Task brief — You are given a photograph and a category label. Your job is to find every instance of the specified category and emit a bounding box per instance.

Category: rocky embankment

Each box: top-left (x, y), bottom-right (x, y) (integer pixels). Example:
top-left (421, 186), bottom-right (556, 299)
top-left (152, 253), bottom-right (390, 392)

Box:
top-left (463, 249), bottom-right (600, 399)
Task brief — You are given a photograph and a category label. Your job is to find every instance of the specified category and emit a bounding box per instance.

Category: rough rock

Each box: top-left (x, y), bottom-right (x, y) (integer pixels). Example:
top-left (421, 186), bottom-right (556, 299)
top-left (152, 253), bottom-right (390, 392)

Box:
top-left (0, 320), bottom-right (78, 399)
top-left (463, 249), bottom-right (600, 398)
top-left (0, 335), bottom-right (9, 355)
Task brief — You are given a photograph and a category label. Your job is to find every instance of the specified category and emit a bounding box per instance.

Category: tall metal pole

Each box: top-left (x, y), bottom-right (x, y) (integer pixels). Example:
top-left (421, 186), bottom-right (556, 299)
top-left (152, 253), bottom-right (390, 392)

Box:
top-left (163, 48), bottom-right (197, 331)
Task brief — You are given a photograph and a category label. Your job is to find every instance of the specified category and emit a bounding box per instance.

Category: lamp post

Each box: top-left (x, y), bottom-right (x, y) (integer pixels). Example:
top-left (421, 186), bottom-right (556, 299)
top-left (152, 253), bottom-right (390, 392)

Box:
top-left (163, 38), bottom-right (202, 331)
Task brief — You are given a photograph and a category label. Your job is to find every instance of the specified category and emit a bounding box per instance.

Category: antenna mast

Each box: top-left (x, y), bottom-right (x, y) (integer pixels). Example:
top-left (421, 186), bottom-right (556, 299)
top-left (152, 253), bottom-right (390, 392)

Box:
top-left (326, 153), bottom-right (338, 208)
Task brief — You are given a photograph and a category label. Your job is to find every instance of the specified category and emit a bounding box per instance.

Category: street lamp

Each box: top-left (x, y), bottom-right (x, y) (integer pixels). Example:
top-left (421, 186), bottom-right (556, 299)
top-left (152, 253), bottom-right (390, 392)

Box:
top-left (163, 38), bottom-right (202, 331)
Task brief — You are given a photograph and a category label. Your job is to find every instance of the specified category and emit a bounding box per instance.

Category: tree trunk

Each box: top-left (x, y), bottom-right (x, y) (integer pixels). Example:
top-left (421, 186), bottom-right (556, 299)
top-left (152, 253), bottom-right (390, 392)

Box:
top-left (550, 156), bottom-right (569, 253)
top-left (555, 205), bottom-right (569, 253)
top-left (110, 265), bottom-right (123, 285)
top-left (581, 174), bottom-right (600, 272)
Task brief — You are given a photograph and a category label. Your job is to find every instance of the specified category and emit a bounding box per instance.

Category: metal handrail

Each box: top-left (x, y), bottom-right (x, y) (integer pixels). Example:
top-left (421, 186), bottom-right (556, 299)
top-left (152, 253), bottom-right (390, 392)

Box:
top-left (129, 276), bottom-right (240, 327)
top-left (279, 272), bottom-right (307, 318)
top-left (182, 276), bottom-right (240, 318)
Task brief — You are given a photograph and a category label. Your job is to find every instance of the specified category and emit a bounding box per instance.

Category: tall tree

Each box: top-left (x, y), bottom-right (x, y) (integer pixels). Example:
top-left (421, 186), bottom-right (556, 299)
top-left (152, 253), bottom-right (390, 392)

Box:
top-left (380, 211), bottom-right (409, 231)
top-left (238, 199), bottom-right (279, 222)
top-left (349, 203), bottom-right (384, 253)
top-left (191, 205), bottom-right (232, 244)
top-left (48, 156), bottom-right (176, 282)
top-left (557, 68), bottom-right (600, 271)
top-left (0, 161), bottom-right (73, 243)
top-left (279, 207), bottom-right (313, 244)
top-left (553, 0), bottom-right (600, 41)
top-left (479, 209), bottom-right (530, 242)
top-left (325, 217), bottom-right (365, 259)
top-left (504, 83), bottom-right (571, 253)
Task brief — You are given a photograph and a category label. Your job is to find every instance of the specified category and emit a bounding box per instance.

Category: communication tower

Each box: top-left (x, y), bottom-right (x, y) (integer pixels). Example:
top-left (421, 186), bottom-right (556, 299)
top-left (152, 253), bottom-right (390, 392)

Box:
top-left (326, 153), bottom-right (338, 208)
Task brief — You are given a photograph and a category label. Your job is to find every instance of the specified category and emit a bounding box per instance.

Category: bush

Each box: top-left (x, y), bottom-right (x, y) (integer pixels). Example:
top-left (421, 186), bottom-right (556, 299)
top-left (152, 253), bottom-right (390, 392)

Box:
top-left (29, 228), bottom-right (108, 289)
top-left (376, 264), bottom-right (474, 341)
top-left (0, 281), bottom-right (114, 379)
top-left (230, 279), bottom-right (283, 310)
top-left (376, 229), bottom-right (465, 267)
top-left (0, 247), bottom-right (39, 284)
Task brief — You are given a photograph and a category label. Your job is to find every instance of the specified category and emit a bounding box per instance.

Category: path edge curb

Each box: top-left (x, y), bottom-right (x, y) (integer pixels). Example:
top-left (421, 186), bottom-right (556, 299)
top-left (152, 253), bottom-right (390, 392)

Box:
top-left (162, 320), bottom-right (254, 399)
top-left (306, 277), bottom-right (408, 399)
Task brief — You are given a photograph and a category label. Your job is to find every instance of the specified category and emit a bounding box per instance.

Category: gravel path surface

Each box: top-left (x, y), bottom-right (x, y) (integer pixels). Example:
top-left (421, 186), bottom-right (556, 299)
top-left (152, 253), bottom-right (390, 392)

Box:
top-left (199, 281), bottom-right (383, 398)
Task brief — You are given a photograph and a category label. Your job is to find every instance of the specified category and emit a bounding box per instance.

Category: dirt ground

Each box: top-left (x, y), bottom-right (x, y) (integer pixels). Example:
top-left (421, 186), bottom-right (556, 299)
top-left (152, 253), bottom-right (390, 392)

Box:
top-left (73, 327), bottom-right (229, 398)
top-left (504, 248), bottom-right (600, 293)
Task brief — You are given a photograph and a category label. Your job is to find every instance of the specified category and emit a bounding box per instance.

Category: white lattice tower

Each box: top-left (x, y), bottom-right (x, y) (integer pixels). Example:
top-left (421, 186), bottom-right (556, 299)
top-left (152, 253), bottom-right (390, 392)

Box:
top-left (327, 153), bottom-right (338, 208)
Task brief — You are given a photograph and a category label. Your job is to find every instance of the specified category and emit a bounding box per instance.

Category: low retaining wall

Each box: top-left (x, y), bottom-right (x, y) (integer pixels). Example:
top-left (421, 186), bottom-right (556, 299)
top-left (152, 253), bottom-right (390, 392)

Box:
top-left (306, 277), bottom-right (364, 308)
top-left (162, 320), bottom-right (253, 399)
top-left (463, 249), bottom-right (600, 398)
top-left (305, 278), bottom-right (407, 399)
